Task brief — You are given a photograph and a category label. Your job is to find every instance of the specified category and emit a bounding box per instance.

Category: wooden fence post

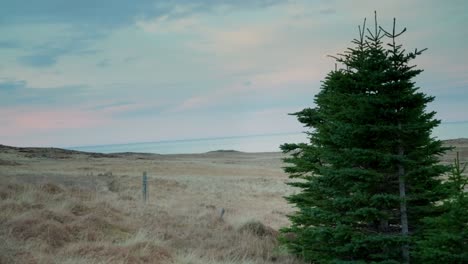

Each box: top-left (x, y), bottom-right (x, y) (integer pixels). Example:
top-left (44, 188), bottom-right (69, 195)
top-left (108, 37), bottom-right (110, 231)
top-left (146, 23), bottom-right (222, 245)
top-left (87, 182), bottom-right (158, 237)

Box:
top-left (142, 171), bottom-right (148, 203)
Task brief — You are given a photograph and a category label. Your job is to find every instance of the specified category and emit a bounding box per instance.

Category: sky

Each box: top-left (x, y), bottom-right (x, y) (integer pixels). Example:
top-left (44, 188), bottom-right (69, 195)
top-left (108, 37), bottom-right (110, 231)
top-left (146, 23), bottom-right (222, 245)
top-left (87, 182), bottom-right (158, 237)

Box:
top-left (1, 0), bottom-right (467, 147)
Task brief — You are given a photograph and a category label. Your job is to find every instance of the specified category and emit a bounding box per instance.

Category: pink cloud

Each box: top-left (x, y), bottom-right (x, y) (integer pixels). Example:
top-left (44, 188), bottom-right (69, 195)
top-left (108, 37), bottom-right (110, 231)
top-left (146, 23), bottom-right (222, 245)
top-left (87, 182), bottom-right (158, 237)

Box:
top-left (0, 108), bottom-right (112, 137)
top-left (208, 28), bottom-right (272, 53)
top-left (170, 64), bottom-right (324, 112)
top-left (97, 102), bottom-right (146, 114)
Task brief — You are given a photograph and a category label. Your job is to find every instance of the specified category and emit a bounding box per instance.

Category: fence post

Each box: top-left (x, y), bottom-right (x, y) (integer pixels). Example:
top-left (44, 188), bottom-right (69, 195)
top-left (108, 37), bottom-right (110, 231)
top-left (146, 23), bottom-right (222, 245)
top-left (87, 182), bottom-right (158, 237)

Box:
top-left (142, 171), bottom-right (148, 203)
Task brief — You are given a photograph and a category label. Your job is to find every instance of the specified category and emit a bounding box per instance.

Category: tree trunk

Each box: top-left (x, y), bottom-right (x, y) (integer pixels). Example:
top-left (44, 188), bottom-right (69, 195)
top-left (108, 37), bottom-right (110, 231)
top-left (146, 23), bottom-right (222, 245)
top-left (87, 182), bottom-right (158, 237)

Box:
top-left (398, 128), bottom-right (410, 263)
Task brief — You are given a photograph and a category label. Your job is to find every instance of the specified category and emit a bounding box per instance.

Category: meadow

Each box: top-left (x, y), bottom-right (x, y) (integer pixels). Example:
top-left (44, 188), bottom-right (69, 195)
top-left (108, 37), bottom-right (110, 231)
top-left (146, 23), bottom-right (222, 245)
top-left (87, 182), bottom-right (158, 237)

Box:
top-left (0, 139), bottom-right (466, 263)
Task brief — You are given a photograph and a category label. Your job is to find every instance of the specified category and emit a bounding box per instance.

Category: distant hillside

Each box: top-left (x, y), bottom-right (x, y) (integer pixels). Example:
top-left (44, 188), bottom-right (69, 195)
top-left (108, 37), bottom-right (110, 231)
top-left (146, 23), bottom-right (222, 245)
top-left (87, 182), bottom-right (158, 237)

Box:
top-left (1, 138), bottom-right (467, 162)
top-left (441, 138), bottom-right (468, 163)
top-left (206, 150), bottom-right (243, 154)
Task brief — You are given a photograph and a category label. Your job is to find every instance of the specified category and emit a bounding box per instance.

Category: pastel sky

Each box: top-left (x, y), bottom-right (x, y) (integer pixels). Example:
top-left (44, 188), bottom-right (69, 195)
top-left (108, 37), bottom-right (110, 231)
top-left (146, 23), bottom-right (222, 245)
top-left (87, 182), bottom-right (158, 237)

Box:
top-left (1, 0), bottom-right (467, 147)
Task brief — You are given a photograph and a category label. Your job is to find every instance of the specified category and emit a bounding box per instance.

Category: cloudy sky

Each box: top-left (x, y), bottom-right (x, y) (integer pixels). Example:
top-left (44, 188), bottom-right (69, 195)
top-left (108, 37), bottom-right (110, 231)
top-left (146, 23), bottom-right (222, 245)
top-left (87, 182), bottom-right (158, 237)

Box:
top-left (1, 0), bottom-right (467, 147)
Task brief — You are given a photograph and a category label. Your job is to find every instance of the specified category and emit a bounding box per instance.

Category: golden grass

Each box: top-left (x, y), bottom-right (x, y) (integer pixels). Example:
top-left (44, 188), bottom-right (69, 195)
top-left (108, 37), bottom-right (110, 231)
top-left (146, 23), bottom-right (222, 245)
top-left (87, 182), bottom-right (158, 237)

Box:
top-left (2, 140), bottom-right (464, 263)
top-left (0, 178), bottom-right (302, 264)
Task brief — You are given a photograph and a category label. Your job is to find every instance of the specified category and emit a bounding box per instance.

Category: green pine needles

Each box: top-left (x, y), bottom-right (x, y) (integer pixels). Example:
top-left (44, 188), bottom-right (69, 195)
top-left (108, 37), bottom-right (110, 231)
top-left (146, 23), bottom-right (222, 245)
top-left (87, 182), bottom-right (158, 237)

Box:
top-left (280, 13), bottom-right (456, 263)
top-left (415, 152), bottom-right (468, 262)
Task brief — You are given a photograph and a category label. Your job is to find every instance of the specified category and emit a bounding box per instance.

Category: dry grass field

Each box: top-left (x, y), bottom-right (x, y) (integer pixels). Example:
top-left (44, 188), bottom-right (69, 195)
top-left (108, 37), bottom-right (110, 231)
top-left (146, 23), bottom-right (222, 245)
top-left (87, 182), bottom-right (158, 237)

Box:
top-left (0, 139), bottom-right (467, 263)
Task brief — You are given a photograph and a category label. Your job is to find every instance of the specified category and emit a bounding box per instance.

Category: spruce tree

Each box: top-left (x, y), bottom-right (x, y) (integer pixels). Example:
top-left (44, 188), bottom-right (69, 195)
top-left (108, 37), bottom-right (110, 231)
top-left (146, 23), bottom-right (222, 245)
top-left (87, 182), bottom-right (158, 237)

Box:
top-left (280, 13), bottom-right (449, 263)
top-left (415, 153), bottom-right (468, 262)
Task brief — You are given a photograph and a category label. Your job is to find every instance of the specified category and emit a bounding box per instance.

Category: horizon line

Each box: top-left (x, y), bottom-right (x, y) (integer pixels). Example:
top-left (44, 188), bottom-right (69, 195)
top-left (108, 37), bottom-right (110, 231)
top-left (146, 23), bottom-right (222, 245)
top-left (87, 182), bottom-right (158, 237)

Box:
top-left (66, 131), bottom-right (304, 150)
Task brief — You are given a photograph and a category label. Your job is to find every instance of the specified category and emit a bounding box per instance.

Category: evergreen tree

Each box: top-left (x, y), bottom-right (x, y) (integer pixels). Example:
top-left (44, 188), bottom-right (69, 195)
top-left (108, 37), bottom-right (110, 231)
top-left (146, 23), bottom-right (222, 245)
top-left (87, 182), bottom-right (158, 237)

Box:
top-left (280, 13), bottom-right (449, 263)
top-left (415, 152), bottom-right (468, 262)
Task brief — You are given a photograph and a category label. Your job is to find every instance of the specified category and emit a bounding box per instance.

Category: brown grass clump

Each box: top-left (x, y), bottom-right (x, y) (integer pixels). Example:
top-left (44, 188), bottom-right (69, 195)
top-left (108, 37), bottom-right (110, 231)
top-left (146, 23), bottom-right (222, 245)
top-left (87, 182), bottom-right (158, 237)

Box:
top-left (0, 180), bottom-right (302, 264)
top-left (40, 183), bottom-right (64, 194)
top-left (0, 150), bottom-right (304, 264)
top-left (0, 250), bottom-right (36, 264)
top-left (0, 182), bottom-right (141, 261)
top-left (7, 209), bottom-right (75, 248)
top-left (153, 211), bottom-right (298, 264)
top-left (0, 201), bottom-right (34, 221)
top-left (69, 214), bottom-right (131, 242)
top-left (69, 202), bottom-right (91, 216)
top-left (238, 220), bottom-right (279, 238)
top-left (0, 183), bottom-right (24, 200)
top-left (0, 159), bottom-right (20, 166)
top-left (66, 242), bottom-right (171, 263)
